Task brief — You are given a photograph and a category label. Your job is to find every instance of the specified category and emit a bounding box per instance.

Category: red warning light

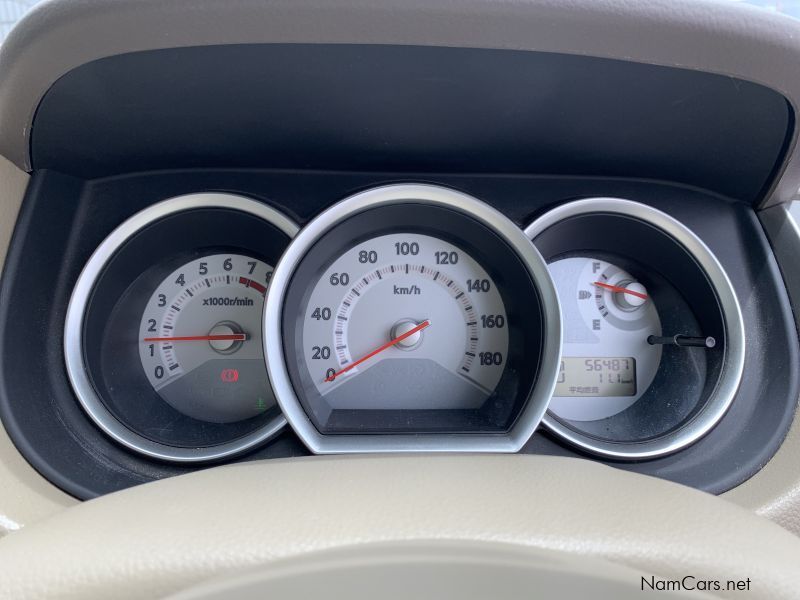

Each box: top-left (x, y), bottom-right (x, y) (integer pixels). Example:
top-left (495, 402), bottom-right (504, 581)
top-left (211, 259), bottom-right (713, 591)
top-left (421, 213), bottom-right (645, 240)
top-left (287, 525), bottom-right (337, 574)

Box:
top-left (220, 368), bottom-right (239, 383)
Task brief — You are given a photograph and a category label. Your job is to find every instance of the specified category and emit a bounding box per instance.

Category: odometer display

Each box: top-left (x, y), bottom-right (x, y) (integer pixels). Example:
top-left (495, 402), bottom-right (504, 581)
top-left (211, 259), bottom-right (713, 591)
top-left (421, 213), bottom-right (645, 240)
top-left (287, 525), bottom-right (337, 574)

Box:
top-left (554, 357), bottom-right (636, 398)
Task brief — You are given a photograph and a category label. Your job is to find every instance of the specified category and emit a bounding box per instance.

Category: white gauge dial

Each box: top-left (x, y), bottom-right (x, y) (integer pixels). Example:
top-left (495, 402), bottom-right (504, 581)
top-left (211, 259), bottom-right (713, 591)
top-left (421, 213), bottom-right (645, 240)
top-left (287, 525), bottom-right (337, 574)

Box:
top-left (547, 257), bottom-right (662, 421)
top-left (301, 233), bottom-right (509, 409)
top-left (138, 253), bottom-right (275, 423)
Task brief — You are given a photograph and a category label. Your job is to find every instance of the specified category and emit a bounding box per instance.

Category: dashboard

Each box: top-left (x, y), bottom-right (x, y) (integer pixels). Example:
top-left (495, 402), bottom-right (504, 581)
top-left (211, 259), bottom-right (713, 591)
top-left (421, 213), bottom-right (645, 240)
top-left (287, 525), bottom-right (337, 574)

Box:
top-left (0, 3), bottom-right (798, 505)
top-left (7, 3), bottom-right (800, 598)
top-left (2, 163), bottom-right (796, 499)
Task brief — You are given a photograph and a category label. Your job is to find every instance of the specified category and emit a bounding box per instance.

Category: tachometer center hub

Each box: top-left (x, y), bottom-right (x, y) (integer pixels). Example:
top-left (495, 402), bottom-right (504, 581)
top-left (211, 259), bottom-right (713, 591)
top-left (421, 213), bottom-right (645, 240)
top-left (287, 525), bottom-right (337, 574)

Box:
top-left (208, 320), bottom-right (245, 354)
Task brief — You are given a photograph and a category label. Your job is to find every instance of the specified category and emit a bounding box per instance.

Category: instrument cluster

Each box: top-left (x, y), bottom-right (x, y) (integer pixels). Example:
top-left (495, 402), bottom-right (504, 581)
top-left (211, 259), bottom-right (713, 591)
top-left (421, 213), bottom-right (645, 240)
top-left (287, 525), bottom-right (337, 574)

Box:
top-left (63, 185), bottom-right (744, 461)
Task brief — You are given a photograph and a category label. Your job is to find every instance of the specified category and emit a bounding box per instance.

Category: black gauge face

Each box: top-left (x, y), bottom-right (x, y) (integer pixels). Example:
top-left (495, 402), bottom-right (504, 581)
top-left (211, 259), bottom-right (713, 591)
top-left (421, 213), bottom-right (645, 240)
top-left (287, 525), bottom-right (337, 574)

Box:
top-left (65, 194), bottom-right (298, 462)
top-left (527, 198), bottom-right (744, 459)
top-left (265, 184), bottom-right (562, 453)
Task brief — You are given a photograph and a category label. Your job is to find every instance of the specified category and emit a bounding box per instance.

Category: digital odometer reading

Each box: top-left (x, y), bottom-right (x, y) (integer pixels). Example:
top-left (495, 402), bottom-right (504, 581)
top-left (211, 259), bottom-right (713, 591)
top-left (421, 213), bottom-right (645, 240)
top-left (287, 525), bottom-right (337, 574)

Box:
top-left (554, 357), bottom-right (636, 398)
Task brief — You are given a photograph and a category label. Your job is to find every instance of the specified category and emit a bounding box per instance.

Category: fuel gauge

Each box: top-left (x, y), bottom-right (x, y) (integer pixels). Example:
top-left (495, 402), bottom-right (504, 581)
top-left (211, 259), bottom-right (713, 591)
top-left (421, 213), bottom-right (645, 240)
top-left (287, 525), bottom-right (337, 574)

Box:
top-left (526, 197), bottom-right (745, 459)
top-left (548, 257), bottom-right (662, 421)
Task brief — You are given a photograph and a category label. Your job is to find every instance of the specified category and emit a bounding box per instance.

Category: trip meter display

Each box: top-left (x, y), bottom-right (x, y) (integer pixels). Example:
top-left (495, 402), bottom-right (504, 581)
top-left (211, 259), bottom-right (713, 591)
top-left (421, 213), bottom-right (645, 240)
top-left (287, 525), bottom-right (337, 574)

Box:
top-left (264, 184), bottom-right (562, 454)
top-left (555, 357), bottom-right (637, 398)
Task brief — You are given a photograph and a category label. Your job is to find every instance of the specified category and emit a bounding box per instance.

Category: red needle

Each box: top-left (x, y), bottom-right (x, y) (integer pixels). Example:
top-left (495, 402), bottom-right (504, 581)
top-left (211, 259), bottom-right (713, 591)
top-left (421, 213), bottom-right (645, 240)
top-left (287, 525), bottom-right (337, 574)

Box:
top-left (593, 281), bottom-right (648, 300)
top-left (143, 334), bottom-right (247, 342)
top-left (324, 319), bottom-right (431, 382)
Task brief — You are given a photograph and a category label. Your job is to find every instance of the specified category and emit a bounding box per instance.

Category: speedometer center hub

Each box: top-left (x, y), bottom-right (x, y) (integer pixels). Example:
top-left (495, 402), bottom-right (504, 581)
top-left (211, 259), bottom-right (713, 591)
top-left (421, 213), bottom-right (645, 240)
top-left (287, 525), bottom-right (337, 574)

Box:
top-left (391, 319), bottom-right (425, 350)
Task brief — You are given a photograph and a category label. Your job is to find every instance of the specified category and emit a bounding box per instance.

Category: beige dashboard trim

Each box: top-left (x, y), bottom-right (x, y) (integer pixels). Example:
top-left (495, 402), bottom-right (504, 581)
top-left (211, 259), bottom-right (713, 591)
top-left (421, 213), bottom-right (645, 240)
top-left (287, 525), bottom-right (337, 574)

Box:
top-left (0, 1), bottom-right (798, 533)
top-left (1, 455), bottom-right (799, 600)
top-left (725, 409), bottom-right (800, 536)
top-left (0, 155), bottom-right (76, 536)
top-left (0, 155), bottom-right (26, 276)
top-left (168, 542), bottom-right (710, 600)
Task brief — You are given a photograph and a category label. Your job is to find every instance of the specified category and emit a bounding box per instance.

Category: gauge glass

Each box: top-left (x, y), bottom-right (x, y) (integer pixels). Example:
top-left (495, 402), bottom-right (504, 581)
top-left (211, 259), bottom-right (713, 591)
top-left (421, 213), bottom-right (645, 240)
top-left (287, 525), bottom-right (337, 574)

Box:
top-left (138, 253), bottom-right (275, 423)
top-left (65, 192), bottom-right (297, 462)
top-left (300, 233), bottom-right (509, 410)
top-left (267, 184), bottom-right (561, 451)
top-left (267, 184), bottom-right (562, 450)
top-left (548, 257), bottom-right (662, 421)
top-left (526, 196), bottom-right (744, 459)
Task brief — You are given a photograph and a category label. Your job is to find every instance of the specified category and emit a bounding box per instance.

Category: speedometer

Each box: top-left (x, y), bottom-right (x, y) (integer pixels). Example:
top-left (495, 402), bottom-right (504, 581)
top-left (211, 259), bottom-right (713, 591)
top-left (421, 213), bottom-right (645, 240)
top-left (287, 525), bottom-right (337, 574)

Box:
top-left (302, 233), bottom-right (509, 408)
top-left (264, 184), bottom-right (562, 453)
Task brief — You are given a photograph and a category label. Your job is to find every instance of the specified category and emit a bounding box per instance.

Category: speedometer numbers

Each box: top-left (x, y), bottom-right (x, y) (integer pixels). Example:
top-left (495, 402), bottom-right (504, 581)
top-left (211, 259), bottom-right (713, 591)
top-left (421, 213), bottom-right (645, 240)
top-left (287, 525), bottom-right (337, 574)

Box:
top-left (265, 184), bottom-right (562, 453)
top-left (302, 234), bottom-right (508, 409)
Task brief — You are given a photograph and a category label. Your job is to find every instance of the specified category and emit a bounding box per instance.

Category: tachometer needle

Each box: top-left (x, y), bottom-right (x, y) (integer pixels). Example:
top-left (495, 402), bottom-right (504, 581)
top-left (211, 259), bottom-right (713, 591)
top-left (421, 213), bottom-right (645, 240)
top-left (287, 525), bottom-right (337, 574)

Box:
top-left (324, 319), bottom-right (431, 382)
top-left (593, 281), bottom-right (649, 300)
top-left (143, 334), bottom-right (248, 342)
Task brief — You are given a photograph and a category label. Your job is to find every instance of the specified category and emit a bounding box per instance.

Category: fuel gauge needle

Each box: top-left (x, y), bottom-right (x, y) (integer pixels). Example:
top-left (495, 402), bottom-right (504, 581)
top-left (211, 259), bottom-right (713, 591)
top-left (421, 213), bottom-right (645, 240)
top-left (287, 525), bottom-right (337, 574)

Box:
top-left (324, 319), bottom-right (431, 382)
top-left (593, 281), bottom-right (649, 300)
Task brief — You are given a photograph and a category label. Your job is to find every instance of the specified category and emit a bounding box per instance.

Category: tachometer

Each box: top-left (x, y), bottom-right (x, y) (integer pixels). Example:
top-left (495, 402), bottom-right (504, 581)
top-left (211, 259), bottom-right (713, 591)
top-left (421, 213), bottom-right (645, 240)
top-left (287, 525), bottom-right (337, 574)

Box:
top-left (138, 253), bottom-right (274, 423)
top-left (264, 184), bottom-right (562, 453)
top-left (64, 193), bottom-right (298, 462)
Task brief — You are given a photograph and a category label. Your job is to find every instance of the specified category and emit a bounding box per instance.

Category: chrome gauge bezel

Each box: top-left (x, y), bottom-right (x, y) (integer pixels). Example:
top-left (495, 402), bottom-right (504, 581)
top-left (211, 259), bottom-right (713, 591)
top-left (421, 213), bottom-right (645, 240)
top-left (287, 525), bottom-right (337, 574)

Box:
top-left (64, 193), bottom-right (299, 462)
top-left (525, 197), bottom-right (745, 459)
top-left (264, 184), bottom-right (563, 454)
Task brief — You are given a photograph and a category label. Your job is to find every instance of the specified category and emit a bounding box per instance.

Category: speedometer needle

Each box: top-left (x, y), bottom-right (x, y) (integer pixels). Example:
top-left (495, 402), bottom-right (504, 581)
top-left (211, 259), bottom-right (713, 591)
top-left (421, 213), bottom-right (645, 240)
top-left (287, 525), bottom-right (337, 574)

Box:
top-left (324, 319), bottom-right (431, 382)
top-left (593, 281), bottom-right (649, 300)
top-left (143, 334), bottom-right (248, 342)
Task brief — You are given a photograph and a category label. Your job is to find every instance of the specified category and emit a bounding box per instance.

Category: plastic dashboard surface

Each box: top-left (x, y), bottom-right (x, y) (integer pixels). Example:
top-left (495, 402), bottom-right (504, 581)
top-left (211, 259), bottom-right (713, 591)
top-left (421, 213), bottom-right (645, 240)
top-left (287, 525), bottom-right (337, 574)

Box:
top-left (0, 169), bottom-right (796, 499)
top-left (0, 42), bottom-right (796, 499)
